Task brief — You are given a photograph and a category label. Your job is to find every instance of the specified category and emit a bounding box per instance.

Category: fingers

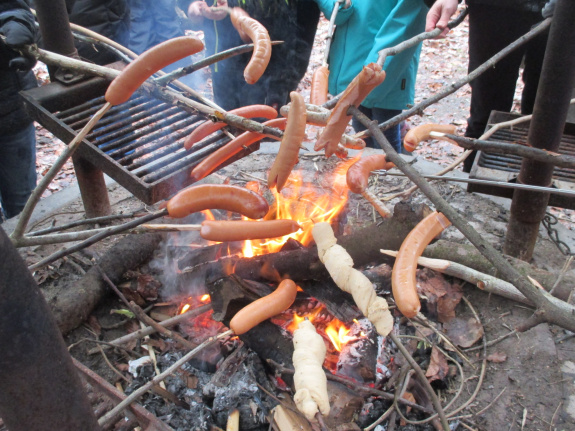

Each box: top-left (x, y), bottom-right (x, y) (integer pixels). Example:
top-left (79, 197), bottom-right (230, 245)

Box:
top-left (425, 0), bottom-right (459, 37)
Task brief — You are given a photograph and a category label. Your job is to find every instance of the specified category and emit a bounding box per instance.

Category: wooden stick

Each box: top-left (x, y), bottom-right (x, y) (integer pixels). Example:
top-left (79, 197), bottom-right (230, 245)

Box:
top-left (87, 304), bottom-right (211, 355)
top-left (361, 189), bottom-right (392, 218)
top-left (226, 409), bottom-right (240, 431)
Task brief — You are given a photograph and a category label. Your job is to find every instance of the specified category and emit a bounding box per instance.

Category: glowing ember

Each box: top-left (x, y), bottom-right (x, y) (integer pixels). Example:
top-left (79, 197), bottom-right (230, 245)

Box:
top-left (200, 294), bottom-right (210, 303)
top-left (241, 157), bottom-right (358, 257)
top-left (179, 303), bottom-right (191, 314)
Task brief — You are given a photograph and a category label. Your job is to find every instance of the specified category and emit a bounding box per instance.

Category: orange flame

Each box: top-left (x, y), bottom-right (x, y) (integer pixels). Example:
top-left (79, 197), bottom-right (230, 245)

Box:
top-left (241, 157), bottom-right (358, 257)
top-left (179, 303), bottom-right (191, 314)
top-left (200, 294), bottom-right (210, 303)
top-left (285, 310), bottom-right (361, 352)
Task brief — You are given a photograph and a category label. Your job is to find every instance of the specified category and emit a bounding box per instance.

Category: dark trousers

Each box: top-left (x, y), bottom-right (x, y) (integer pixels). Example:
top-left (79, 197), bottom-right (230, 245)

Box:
top-left (464, 3), bottom-right (548, 172)
top-left (352, 105), bottom-right (402, 153)
top-left (0, 123), bottom-right (37, 220)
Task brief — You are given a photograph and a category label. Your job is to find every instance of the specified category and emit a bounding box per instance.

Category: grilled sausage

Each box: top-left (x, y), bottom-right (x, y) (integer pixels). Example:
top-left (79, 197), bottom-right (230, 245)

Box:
top-left (391, 211), bottom-right (451, 318)
top-left (346, 154), bottom-right (395, 194)
top-left (191, 117), bottom-right (287, 181)
top-left (105, 36), bottom-right (204, 106)
top-left (403, 123), bottom-right (457, 152)
top-left (268, 91), bottom-right (306, 192)
top-left (166, 184), bottom-right (269, 219)
top-left (183, 104), bottom-right (278, 150)
top-left (229, 7), bottom-right (272, 84)
top-left (314, 63), bottom-right (386, 157)
top-left (200, 219), bottom-right (300, 242)
top-left (310, 65), bottom-right (330, 105)
top-left (229, 279), bottom-right (298, 334)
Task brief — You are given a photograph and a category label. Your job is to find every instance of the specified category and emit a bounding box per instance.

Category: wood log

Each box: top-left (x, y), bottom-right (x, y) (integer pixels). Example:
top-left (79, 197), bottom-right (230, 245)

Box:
top-left (424, 240), bottom-right (573, 301)
top-left (48, 233), bottom-right (162, 334)
top-left (176, 202), bottom-right (427, 290)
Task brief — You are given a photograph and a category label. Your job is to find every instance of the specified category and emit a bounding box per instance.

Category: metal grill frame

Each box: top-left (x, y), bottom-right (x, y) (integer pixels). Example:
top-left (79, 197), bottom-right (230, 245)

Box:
top-left (21, 73), bottom-right (259, 205)
top-left (468, 111), bottom-right (575, 209)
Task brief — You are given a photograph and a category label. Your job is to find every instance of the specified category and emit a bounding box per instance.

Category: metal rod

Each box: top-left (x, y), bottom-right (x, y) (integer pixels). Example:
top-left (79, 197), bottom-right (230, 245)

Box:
top-left (382, 172), bottom-right (575, 197)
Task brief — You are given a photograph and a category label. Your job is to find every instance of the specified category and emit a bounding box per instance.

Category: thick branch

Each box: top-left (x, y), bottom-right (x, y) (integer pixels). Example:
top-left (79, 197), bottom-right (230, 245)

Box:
top-left (352, 17), bottom-right (552, 139)
top-left (444, 134), bottom-right (575, 169)
top-left (351, 107), bottom-right (575, 332)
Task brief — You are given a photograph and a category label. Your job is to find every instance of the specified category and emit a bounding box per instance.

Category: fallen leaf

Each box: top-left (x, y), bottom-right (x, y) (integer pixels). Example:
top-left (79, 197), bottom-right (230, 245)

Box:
top-left (443, 317), bottom-right (484, 348)
top-left (425, 346), bottom-right (449, 383)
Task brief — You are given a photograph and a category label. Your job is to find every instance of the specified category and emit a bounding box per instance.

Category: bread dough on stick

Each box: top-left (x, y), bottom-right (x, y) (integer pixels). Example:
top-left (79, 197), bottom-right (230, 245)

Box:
top-left (312, 222), bottom-right (393, 336)
top-left (292, 319), bottom-right (330, 421)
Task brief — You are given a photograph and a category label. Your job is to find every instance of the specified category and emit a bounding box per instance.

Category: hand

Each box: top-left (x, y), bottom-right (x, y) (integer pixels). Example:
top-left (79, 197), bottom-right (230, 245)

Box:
top-left (425, 0), bottom-right (459, 38)
top-left (187, 1), bottom-right (208, 23)
top-left (0, 20), bottom-right (36, 71)
top-left (202, 0), bottom-right (228, 20)
top-left (542, 0), bottom-right (556, 18)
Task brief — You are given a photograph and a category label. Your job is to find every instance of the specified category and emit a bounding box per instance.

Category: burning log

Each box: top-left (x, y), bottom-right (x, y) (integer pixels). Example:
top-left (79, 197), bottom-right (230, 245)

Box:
top-left (176, 202), bottom-right (427, 290)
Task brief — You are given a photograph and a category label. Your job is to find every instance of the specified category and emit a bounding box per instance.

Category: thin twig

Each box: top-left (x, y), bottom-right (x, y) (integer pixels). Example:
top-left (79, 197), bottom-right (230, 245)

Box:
top-left (98, 329), bottom-right (233, 428)
top-left (27, 209), bottom-right (167, 270)
top-left (388, 332), bottom-right (450, 431)
top-left (351, 18), bottom-right (552, 140)
top-left (87, 304), bottom-right (212, 355)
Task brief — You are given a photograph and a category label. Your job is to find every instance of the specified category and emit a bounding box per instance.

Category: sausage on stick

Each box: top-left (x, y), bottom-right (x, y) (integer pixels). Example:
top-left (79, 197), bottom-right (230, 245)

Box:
top-left (166, 184), bottom-right (269, 219)
top-left (268, 91), bottom-right (306, 192)
top-left (346, 154), bottom-right (395, 194)
top-left (105, 36), bottom-right (204, 106)
top-left (229, 279), bottom-right (298, 335)
top-left (229, 7), bottom-right (272, 84)
top-left (191, 117), bottom-right (287, 181)
top-left (200, 219), bottom-right (300, 242)
top-left (315, 63), bottom-right (386, 158)
top-left (403, 123), bottom-right (457, 153)
top-left (310, 65), bottom-right (330, 106)
top-left (183, 104), bottom-right (278, 150)
top-left (391, 211), bottom-right (451, 318)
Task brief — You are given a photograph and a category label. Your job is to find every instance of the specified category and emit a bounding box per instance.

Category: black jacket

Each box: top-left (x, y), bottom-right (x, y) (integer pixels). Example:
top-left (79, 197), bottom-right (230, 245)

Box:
top-left (66, 0), bottom-right (130, 64)
top-left (465, 0), bottom-right (547, 13)
top-left (0, 0), bottom-right (38, 135)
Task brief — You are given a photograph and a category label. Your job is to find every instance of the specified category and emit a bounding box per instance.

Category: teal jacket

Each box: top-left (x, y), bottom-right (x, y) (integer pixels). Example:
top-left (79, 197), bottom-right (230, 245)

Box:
top-left (313, 0), bottom-right (428, 110)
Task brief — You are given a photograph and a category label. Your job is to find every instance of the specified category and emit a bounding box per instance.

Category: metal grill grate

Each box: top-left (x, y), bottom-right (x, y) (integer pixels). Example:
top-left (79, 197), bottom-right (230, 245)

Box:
top-left (468, 111), bottom-right (575, 209)
top-left (21, 72), bottom-right (258, 205)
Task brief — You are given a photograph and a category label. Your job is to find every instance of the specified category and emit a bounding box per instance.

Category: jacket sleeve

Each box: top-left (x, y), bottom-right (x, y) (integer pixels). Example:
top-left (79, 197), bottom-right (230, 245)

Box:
top-left (0, 0), bottom-right (36, 35)
top-left (365, 0), bottom-right (427, 66)
top-left (312, 0), bottom-right (354, 25)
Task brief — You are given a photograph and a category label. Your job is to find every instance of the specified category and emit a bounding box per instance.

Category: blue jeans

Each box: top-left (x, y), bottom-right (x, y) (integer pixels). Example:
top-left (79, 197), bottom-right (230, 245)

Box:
top-left (0, 123), bottom-right (37, 219)
top-left (352, 106), bottom-right (403, 153)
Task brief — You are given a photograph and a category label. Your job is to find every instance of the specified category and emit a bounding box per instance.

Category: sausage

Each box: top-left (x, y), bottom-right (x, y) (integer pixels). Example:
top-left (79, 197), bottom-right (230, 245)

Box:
top-left (403, 124), bottom-right (458, 153)
top-left (229, 279), bottom-right (298, 334)
top-left (346, 154), bottom-right (395, 194)
top-left (391, 211), bottom-right (451, 318)
top-left (166, 184), bottom-right (269, 219)
top-left (200, 219), bottom-right (300, 242)
top-left (228, 7), bottom-right (250, 42)
top-left (314, 63), bottom-right (386, 157)
top-left (310, 65), bottom-right (330, 105)
top-left (268, 91), bottom-right (306, 192)
top-left (183, 104), bottom-right (278, 150)
top-left (105, 36), bottom-right (204, 106)
top-left (191, 117), bottom-right (287, 181)
top-left (341, 135), bottom-right (366, 150)
top-left (229, 7), bottom-right (272, 84)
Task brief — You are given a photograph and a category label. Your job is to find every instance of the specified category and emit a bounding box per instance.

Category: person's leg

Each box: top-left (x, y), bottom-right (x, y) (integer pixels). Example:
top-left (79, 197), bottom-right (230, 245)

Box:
top-left (520, 14), bottom-right (549, 115)
top-left (463, 4), bottom-right (531, 171)
top-left (0, 123), bottom-right (37, 220)
top-left (352, 106), bottom-right (402, 152)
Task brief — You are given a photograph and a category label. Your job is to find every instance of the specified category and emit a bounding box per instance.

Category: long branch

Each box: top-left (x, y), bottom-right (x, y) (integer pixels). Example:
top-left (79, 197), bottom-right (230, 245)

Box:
top-left (352, 17), bottom-right (552, 139)
top-left (351, 106), bottom-right (575, 332)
